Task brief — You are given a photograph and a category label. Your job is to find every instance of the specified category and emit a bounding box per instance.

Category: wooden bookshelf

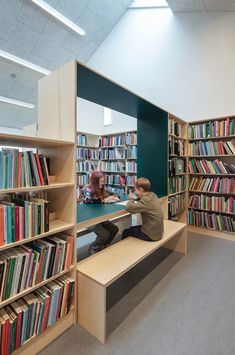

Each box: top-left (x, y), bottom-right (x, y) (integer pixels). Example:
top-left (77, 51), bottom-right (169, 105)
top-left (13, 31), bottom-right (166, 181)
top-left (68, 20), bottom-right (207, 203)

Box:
top-left (76, 131), bottom-right (137, 196)
top-left (0, 130), bottom-right (77, 353)
top-left (168, 115), bottom-right (188, 223)
top-left (187, 117), bottom-right (235, 236)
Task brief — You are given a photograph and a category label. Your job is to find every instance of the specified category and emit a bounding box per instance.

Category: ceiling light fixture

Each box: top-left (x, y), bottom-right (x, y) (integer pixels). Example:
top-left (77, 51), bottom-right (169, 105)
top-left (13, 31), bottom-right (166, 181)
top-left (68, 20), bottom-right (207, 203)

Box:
top-left (0, 96), bottom-right (35, 109)
top-left (31, 0), bottom-right (85, 36)
top-left (0, 50), bottom-right (51, 75)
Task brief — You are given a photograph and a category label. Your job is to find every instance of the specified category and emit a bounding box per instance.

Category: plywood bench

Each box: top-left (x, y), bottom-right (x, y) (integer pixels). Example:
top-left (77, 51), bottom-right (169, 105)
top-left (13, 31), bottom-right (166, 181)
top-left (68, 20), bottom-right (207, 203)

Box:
top-left (77, 220), bottom-right (187, 343)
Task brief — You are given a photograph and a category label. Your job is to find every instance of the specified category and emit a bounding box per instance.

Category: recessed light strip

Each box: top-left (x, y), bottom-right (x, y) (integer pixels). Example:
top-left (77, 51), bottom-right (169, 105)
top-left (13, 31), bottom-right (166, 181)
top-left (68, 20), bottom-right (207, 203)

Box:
top-left (31, 0), bottom-right (85, 36)
top-left (0, 96), bottom-right (35, 109)
top-left (0, 50), bottom-right (51, 75)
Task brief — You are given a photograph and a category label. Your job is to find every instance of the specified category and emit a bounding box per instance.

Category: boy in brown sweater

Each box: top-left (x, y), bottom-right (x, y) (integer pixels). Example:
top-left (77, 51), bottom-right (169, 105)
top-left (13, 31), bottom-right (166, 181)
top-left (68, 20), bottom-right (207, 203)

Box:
top-left (122, 177), bottom-right (164, 241)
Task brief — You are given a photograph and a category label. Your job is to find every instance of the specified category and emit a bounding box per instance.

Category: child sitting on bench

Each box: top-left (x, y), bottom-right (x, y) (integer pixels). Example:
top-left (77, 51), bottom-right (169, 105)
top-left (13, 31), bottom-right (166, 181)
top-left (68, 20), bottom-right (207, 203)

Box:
top-left (83, 171), bottom-right (120, 254)
top-left (122, 177), bottom-right (164, 241)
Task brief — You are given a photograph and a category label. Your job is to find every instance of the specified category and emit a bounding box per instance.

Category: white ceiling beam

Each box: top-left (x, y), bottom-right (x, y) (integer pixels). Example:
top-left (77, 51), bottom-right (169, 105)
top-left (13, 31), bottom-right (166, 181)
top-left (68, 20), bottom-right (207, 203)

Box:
top-left (0, 96), bottom-right (35, 109)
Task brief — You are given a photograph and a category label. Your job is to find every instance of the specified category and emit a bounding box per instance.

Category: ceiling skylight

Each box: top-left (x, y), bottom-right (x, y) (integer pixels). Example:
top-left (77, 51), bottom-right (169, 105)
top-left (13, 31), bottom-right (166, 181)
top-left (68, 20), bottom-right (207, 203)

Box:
top-left (129, 0), bottom-right (168, 8)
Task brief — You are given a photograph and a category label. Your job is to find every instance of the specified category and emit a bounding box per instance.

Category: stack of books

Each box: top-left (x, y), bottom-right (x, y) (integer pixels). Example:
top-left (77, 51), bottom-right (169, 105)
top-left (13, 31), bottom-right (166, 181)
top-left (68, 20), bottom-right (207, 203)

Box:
top-left (188, 117), bottom-right (235, 139)
top-left (77, 134), bottom-right (88, 146)
top-left (101, 162), bottom-right (125, 172)
top-left (0, 149), bottom-right (50, 189)
top-left (189, 177), bottom-right (235, 194)
top-left (104, 175), bottom-right (126, 186)
top-left (169, 176), bottom-right (186, 194)
top-left (126, 161), bottom-right (137, 173)
top-left (0, 275), bottom-right (74, 354)
top-left (169, 158), bottom-right (185, 176)
top-left (188, 140), bottom-right (235, 156)
top-left (100, 135), bottom-right (125, 147)
top-left (126, 132), bottom-right (137, 145)
top-left (169, 119), bottom-right (182, 137)
top-left (100, 148), bottom-right (125, 160)
top-left (188, 159), bottom-right (235, 174)
top-left (188, 209), bottom-right (235, 232)
top-left (0, 234), bottom-right (73, 301)
top-left (126, 146), bottom-right (137, 159)
top-left (76, 161), bottom-right (98, 173)
top-left (0, 196), bottom-right (49, 245)
top-left (189, 194), bottom-right (235, 214)
top-left (169, 137), bottom-right (184, 156)
top-left (77, 148), bottom-right (99, 160)
top-left (168, 194), bottom-right (185, 218)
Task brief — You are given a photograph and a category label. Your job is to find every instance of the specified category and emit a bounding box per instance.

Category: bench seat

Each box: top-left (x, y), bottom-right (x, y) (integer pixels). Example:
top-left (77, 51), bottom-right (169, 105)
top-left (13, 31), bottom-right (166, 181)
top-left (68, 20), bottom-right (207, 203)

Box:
top-left (77, 219), bottom-right (187, 343)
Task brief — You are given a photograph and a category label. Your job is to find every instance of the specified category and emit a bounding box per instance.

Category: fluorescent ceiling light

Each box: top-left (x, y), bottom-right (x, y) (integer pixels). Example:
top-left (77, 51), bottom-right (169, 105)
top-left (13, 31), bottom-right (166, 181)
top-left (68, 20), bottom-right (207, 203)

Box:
top-left (129, 0), bottom-right (168, 8)
top-left (0, 96), bottom-right (35, 109)
top-left (0, 50), bottom-right (51, 75)
top-left (104, 107), bottom-right (112, 126)
top-left (32, 0), bottom-right (85, 36)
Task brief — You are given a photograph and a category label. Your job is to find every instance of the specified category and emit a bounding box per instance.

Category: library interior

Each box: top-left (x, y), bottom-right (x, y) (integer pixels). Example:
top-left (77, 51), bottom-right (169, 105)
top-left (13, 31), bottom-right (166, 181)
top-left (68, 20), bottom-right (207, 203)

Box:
top-left (0, 1), bottom-right (235, 354)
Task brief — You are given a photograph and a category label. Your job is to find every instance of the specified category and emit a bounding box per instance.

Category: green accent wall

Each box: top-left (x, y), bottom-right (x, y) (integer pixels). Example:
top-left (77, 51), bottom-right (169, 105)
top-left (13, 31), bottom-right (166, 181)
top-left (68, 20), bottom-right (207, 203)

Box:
top-left (137, 110), bottom-right (168, 197)
top-left (77, 63), bottom-right (168, 197)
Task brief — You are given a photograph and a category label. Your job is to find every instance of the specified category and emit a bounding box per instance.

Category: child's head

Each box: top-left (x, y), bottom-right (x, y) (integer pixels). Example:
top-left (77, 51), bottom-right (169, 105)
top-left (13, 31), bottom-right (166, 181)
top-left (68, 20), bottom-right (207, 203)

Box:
top-left (135, 177), bottom-right (151, 198)
top-left (89, 171), bottom-right (105, 197)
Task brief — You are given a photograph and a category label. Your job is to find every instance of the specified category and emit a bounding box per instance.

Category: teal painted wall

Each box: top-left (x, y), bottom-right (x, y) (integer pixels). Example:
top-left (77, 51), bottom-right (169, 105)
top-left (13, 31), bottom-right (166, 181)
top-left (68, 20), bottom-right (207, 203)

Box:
top-left (137, 110), bottom-right (168, 197)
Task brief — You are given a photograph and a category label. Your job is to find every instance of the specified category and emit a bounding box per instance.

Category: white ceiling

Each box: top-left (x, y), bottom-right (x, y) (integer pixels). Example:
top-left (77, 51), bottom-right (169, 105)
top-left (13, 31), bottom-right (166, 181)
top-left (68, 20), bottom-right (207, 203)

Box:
top-left (0, 0), bottom-right (132, 129)
top-left (167, 0), bottom-right (235, 12)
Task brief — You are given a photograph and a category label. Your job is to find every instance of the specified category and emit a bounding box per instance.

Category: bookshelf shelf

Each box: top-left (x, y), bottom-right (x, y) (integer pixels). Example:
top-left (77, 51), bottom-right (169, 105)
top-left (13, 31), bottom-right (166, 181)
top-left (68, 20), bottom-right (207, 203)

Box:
top-left (12, 308), bottom-right (75, 355)
top-left (188, 155), bottom-right (235, 158)
top-left (100, 145), bottom-right (125, 148)
top-left (188, 207), bottom-right (234, 216)
top-left (0, 220), bottom-right (74, 251)
top-left (188, 173), bottom-right (235, 176)
top-left (188, 135), bottom-right (235, 142)
top-left (188, 225), bottom-right (235, 240)
top-left (169, 134), bottom-right (187, 140)
top-left (189, 190), bottom-right (235, 196)
top-left (0, 266), bottom-right (74, 308)
top-left (0, 133), bottom-right (74, 148)
top-left (0, 182), bottom-right (74, 194)
top-left (77, 145), bottom-right (99, 148)
top-left (168, 190), bottom-right (187, 197)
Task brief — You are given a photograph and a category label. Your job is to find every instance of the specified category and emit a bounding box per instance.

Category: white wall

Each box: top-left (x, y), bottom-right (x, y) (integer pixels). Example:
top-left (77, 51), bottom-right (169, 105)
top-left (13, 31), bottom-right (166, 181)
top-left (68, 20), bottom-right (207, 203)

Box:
top-left (88, 8), bottom-right (235, 122)
top-left (77, 98), bottom-right (137, 135)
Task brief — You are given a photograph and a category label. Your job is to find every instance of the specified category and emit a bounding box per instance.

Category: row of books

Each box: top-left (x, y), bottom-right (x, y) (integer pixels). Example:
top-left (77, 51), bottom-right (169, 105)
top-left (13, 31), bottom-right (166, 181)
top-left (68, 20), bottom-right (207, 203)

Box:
top-left (169, 176), bottom-right (186, 194)
top-left (106, 186), bottom-right (125, 197)
top-left (101, 162), bottom-right (124, 172)
top-left (77, 174), bottom-right (89, 186)
top-left (169, 158), bottom-right (185, 177)
top-left (168, 194), bottom-right (185, 218)
top-left (0, 234), bottom-right (73, 301)
top-left (0, 196), bottom-right (49, 246)
top-left (189, 177), bottom-right (235, 194)
top-left (188, 118), bottom-right (235, 139)
top-left (126, 146), bottom-right (137, 159)
top-left (189, 194), bottom-right (235, 214)
top-left (0, 275), bottom-right (74, 355)
top-left (169, 118), bottom-right (182, 137)
top-left (100, 148), bottom-right (125, 160)
top-left (169, 137), bottom-right (185, 156)
top-left (0, 149), bottom-right (50, 190)
top-left (105, 175), bottom-right (126, 186)
top-left (188, 159), bottom-right (235, 175)
top-left (126, 132), bottom-right (137, 145)
top-left (188, 140), bottom-right (235, 156)
top-left (100, 135), bottom-right (125, 147)
top-left (188, 209), bottom-right (235, 232)
top-left (77, 134), bottom-right (88, 146)
top-left (125, 161), bottom-right (137, 173)
top-left (76, 161), bottom-right (98, 173)
top-left (77, 148), bottom-right (99, 160)
top-left (126, 175), bottom-right (137, 186)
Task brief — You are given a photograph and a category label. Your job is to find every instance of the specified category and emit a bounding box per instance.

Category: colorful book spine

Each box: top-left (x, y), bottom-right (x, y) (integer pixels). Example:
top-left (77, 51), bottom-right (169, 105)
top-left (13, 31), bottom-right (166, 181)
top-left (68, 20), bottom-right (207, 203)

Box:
top-left (169, 119), bottom-right (182, 137)
top-left (168, 176), bottom-right (186, 194)
top-left (125, 132), bottom-right (137, 145)
top-left (0, 234), bottom-right (73, 300)
top-left (100, 135), bottom-right (125, 147)
top-left (76, 161), bottom-right (99, 173)
top-left (77, 134), bottom-right (88, 146)
top-left (0, 149), bottom-right (50, 190)
top-left (126, 161), bottom-right (137, 173)
top-left (188, 140), bottom-right (235, 156)
top-left (189, 177), bottom-right (235, 194)
top-left (104, 175), bottom-right (126, 186)
top-left (169, 137), bottom-right (185, 156)
top-left (77, 148), bottom-right (99, 160)
top-left (189, 194), bottom-right (235, 214)
top-left (188, 209), bottom-right (235, 232)
top-left (0, 276), bottom-right (75, 354)
top-left (168, 194), bottom-right (185, 218)
top-left (188, 118), bottom-right (235, 139)
top-left (100, 148), bottom-right (125, 160)
top-left (188, 159), bottom-right (235, 174)
top-left (101, 161), bottom-right (125, 172)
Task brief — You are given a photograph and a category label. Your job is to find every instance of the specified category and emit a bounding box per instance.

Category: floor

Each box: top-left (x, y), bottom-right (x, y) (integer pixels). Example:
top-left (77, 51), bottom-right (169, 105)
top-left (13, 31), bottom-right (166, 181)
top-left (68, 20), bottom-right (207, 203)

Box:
top-left (39, 232), bottom-right (235, 355)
